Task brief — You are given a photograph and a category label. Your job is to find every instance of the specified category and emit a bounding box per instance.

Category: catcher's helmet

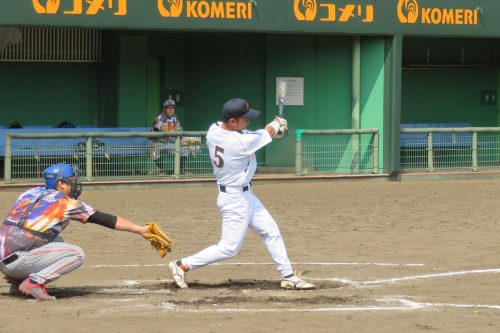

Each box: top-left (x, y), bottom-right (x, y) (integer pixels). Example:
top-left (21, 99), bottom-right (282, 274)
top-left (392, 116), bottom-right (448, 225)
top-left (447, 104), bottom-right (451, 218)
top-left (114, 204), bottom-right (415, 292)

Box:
top-left (163, 99), bottom-right (176, 107)
top-left (43, 163), bottom-right (83, 199)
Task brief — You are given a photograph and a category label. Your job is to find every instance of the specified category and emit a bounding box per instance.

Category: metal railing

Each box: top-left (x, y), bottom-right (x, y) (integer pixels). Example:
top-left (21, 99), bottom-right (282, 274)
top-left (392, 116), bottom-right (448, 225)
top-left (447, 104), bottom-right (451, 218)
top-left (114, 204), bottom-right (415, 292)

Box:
top-left (4, 131), bottom-right (211, 183)
top-left (400, 127), bottom-right (500, 172)
top-left (8, 127), bottom-right (500, 182)
top-left (295, 129), bottom-right (379, 176)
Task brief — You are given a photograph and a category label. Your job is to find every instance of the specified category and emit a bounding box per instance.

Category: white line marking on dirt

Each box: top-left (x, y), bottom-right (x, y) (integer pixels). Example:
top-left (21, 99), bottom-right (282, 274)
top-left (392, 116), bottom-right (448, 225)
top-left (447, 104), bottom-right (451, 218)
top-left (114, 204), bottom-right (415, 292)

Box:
top-left (97, 288), bottom-right (172, 295)
top-left (214, 262), bottom-right (426, 267)
top-left (178, 307), bottom-right (415, 313)
top-left (361, 268), bottom-right (500, 285)
top-left (307, 268), bottom-right (500, 286)
top-left (426, 303), bottom-right (500, 310)
top-left (88, 264), bottom-right (165, 268)
top-left (85, 262), bottom-right (425, 268)
top-left (380, 297), bottom-right (500, 311)
top-left (121, 279), bottom-right (169, 285)
top-left (160, 297), bottom-right (500, 313)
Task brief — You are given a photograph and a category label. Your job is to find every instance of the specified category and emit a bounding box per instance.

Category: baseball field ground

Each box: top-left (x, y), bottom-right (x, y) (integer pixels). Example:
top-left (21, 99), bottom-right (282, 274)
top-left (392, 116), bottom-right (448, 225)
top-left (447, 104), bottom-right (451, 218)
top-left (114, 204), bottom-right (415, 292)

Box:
top-left (1, 178), bottom-right (500, 332)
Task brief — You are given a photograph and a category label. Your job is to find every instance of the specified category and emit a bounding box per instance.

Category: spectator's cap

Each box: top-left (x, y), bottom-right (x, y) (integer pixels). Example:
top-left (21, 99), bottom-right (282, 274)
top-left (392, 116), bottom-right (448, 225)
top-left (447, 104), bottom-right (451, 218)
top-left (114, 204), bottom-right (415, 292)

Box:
top-left (163, 99), bottom-right (176, 107)
top-left (222, 98), bottom-right (260, 121)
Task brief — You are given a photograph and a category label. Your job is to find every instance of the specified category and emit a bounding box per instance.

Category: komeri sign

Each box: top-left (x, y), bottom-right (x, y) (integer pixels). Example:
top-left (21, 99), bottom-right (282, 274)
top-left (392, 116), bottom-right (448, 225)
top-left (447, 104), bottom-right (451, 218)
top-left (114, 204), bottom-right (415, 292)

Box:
top-left (397, 0), bottom-right (479, 25)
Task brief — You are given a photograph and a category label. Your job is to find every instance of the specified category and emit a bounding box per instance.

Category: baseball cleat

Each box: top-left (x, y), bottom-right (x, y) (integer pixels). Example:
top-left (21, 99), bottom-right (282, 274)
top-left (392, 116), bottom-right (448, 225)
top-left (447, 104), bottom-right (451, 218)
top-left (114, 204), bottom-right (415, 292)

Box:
top-left (10, 281), bottom-right (22, 297)
top-left (5, 277), bottom-right (22, 296)
top-left (5, 278), bottom-right (22, 297)
top-left (18, 278), bottom-right (56, 300)
top-left (168, 261), bottom-right (188, 289)
top-left (280, 275), bottom-right (315, 290)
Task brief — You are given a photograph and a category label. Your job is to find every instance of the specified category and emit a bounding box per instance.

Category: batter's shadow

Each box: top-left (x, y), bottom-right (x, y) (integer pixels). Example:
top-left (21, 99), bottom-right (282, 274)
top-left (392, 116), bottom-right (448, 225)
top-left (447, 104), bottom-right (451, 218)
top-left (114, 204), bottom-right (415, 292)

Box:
top-left (180, 279), bottom-right (282, 290)
top-left (164, 279), bottom-right (341, 290)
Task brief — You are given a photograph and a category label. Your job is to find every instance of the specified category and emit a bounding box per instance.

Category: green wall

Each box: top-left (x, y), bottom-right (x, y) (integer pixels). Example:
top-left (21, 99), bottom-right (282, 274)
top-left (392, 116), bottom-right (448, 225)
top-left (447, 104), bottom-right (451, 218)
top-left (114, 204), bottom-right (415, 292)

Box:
top-left (361, 37), bottom-right (385, 171)
top-left (0, 62), bottom-right (98, 127)
top-left (0, 32), bottom-right (381, 170)
top-left (117, 34), bottom-right (148, 127)
top-left (314, 36), bottom-right (352, 130)
top-left (136, 33), bottom-right (364, 169)
top-left (98, 31), bottom-right (119, 127)
top-left (265, 35), bottom-right (314, 168)
top-left (401, 37), bottom-right (499, 127)
top-left (183, 33), bottom-right (266, 132)
top-left (151, 32), bottom-right (187, 127)
top-left (401, 68), bottom-right (497, 126)
top-left (5, 31), bottom-right (499, 172)
top-left (265, 35), bottom-right (359, 168)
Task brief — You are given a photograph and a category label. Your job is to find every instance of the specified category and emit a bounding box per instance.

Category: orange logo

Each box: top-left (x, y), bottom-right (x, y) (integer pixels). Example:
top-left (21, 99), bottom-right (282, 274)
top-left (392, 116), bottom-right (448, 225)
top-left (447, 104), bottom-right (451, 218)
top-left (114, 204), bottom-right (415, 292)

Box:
top-left (32, 0), bottom-right (60, 14)
top-left (397, 0), bottom-right (418, 23)
top-left (158, 0), bottom-right (183, 18)
top-left (294, 0), bottom-right (317, 21)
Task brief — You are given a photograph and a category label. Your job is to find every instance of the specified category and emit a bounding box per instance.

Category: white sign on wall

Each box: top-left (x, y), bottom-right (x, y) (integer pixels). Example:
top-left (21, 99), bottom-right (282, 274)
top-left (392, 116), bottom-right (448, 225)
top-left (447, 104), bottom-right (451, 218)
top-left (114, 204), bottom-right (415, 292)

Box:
top-left (275, 77), bottom-right (304, 106)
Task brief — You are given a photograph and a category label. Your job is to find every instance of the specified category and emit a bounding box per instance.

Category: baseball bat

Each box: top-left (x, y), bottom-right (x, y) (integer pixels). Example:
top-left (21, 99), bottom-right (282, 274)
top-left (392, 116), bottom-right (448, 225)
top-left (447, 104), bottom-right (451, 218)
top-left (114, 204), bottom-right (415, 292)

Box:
top-left (278, 80), bottom-right (287, 118)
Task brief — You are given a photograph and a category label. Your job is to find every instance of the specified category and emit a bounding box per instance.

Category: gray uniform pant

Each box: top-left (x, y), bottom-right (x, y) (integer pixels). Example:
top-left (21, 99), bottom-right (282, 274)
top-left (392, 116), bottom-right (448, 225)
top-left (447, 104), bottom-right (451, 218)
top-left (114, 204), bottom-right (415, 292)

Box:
top-left (0, 236), bottom-right (85, 285)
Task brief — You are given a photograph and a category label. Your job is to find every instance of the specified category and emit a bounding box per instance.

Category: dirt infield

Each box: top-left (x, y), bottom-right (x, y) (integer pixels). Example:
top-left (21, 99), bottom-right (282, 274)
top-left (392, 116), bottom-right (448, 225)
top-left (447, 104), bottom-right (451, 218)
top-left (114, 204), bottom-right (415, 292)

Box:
top-left (1, 178), bottom-right (500, 332)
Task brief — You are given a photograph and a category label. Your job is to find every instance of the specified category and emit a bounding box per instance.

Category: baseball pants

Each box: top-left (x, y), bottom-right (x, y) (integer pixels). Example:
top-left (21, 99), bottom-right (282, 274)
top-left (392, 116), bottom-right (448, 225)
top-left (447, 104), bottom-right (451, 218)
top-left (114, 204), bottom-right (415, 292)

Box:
top-left (0, 236), bottom-right (85, 284)
top-left (182, 186), bottom-right (294, 278)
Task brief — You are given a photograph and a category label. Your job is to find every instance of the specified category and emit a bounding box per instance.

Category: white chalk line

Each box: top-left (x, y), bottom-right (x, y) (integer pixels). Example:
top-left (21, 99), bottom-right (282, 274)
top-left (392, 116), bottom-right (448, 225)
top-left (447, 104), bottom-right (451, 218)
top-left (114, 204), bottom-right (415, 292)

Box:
top-left (305, 268), bottom-right (500, 286)
top-left (85, 261), bottom-right (425, 268)
top-left (85, 263), bottom-right (500, 290)
top-left (158, 297), bottom-right (500, 313)
top-left (361, 268), bottom-right (500, 285)
top-left (91, 287), bottom-right (172, 295)
top-left (79, 272), bottom-right (500, 314)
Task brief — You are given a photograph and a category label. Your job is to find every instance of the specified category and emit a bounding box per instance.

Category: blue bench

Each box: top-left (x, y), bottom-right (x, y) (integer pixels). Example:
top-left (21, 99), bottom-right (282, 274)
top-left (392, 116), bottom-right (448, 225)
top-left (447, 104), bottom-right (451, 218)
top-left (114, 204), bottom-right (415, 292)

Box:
top-left (0, 127), bottom-right (151, 157)
top-left (400, 123), bottom-right (472, 149)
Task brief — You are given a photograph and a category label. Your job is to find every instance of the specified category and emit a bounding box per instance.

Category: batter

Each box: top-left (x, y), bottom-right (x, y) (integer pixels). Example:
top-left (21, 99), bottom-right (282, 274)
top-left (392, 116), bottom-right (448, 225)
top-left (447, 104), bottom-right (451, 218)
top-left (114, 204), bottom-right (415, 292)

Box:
top-left (168, 98), bottom-right (315, 290)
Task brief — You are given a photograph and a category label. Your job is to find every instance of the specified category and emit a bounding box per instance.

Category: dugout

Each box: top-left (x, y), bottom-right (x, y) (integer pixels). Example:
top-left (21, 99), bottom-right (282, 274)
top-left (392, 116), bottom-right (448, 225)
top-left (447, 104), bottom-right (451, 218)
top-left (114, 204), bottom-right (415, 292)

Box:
top-left (0, 1), bottom-right (500, 176)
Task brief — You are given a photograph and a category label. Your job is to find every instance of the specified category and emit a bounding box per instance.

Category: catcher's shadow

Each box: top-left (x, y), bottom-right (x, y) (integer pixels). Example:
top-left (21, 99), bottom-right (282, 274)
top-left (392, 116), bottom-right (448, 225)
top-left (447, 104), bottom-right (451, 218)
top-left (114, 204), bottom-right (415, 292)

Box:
top-left (1, 286), bottom-right (95, 300)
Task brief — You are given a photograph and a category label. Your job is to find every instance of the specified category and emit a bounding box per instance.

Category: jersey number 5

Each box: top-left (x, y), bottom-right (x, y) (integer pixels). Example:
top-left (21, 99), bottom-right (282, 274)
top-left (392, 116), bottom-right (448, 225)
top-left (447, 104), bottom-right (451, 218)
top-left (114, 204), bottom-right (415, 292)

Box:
top-left (214, 145), bottom-right (225, 168)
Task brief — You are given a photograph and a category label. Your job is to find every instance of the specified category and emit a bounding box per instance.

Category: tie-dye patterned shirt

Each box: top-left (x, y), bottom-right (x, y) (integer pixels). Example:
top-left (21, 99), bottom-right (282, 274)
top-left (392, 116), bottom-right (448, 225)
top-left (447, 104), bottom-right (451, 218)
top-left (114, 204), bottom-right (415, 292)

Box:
top-left (152, 114), bottom-right (183, 143)
top-left (0, 187), bottom-right (96, 260)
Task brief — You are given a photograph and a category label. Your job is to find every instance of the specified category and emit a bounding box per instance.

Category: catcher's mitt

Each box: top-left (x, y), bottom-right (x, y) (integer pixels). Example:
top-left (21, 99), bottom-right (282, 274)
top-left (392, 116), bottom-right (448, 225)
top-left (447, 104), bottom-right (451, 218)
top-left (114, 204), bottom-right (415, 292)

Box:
top-left (144, 222), bottom-right (172, 257)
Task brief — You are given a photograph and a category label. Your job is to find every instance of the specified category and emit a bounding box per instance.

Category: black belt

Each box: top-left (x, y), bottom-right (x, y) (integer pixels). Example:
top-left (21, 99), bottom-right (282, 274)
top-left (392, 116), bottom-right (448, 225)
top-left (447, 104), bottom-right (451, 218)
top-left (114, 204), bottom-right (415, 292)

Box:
top-left (1, 253), bottom-right (19, 265)
top-left (219, 185), bottom-right (249, 193)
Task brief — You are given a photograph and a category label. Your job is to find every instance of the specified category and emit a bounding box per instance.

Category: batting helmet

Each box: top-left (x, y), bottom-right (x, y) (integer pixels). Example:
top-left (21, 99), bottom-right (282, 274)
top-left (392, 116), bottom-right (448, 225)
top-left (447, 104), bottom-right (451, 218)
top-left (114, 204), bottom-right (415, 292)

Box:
top-left (43, 163), bottom-right (83, 199)
top-left (163, 99), bottom-right (176, 107)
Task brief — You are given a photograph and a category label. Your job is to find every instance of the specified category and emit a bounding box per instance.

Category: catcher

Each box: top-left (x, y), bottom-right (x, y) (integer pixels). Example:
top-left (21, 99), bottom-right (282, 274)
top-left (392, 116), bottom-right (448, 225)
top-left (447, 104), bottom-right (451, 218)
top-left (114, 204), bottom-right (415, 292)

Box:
top-left (0, 163), bottom-right (172, 301)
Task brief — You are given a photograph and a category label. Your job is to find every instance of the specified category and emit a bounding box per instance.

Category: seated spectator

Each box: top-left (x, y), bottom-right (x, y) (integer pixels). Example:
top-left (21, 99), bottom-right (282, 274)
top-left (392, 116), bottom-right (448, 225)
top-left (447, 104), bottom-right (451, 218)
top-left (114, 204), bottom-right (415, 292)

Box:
top-left (57, 120), bottom-right (76, 128)
top-left (8, 121), bottom-right (23, 129)
top-left (150, 99), bottom-right (189, 175)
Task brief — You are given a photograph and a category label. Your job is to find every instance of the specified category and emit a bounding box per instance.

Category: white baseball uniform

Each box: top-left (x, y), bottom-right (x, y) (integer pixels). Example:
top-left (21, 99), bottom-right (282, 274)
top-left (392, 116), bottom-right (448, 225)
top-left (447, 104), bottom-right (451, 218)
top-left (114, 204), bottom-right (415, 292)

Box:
top-left (180, 122), bottom-right (294, 278)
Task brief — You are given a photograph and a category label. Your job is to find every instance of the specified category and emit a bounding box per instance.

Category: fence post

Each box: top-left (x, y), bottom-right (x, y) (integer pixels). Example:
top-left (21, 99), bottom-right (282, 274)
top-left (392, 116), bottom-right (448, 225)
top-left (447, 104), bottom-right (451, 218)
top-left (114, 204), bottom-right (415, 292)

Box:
top-left (372, 131), bottom-right (379, 174)
top-left (295, 130), bottom-right (303, 176)
top-left (174, 136), bottom-right (181, 179)
top-left (4, 134), bottom-right (12, 183)
top-left (472, 132), bottom-right (478, 171)
top-left (86, 137), bottom-right (93, 181)
top-left (427, 132), bottom-right (434, 172)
